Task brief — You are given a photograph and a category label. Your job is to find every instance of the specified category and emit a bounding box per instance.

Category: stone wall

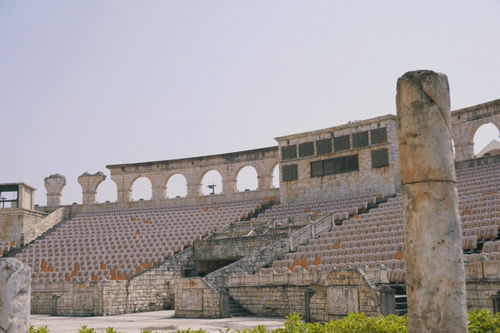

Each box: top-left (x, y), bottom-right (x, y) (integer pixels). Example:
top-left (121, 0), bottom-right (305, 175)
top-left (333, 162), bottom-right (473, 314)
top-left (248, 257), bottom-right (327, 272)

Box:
top-left (451, 99), bottom-right (500, 161)
top-left (466, 280), bottom-right (500, 312)
top-left (174, 277), bottom-right (223, 318)
top-left (465, 261), bottom-right (500, 312)
top-left (32, 248), bottom-right (194, 316)
top-left (228, 269), bottom-right (382, 322)
top-left (194, 234), bottom-right (288, 262)
top-left (106, 146), bottom-right (279, 202)
top-left (31, 281), bottom-right (103, 316)
top-left (276, 115), bottom-right (400, 203)
top-left (22, 207), bottom-right (68, 244)
top-left (0, 208), bottom-right (46, 246)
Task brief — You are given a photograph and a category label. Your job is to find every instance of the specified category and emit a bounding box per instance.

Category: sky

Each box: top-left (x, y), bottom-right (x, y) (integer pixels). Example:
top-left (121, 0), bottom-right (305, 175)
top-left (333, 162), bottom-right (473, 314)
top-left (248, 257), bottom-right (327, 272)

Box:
top-left (0, 0), bottom-right (499, 205)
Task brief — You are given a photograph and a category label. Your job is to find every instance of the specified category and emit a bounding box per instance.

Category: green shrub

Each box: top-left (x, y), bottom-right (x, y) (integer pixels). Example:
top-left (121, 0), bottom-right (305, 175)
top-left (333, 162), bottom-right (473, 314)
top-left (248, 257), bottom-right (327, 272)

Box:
top-left (468, 309), bottom-right (500, 333)
top-left (29, 326), bottom-right (50, 333)
top-left (77, 325), bottom-right (96, 333)
top-left (104, 328), bottom-right (123, 333)
top-left (28, 309), bottom-right (500, 333)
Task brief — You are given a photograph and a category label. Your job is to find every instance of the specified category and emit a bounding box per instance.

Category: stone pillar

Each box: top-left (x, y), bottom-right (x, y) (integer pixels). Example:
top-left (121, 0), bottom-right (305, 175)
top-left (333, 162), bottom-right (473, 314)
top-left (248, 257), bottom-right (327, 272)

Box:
top-left (396, 70), bottom-right (467, 332)
top-left (257, 174), bottom-right (273, 190)
top-left (187, 182), bottom-right (201, 197)
top-left (78, 172), bottom-right (106, 204)
top-left (44, 174), bottom-right (66, 207)
top-left (0, 258), bottom-right (31, 333)
top-left (454, 141), bottom-right (474, 161)
top-left (379, 285), bottom-right (396, 316)
top-left (222, 178), bottom-right (236, 193)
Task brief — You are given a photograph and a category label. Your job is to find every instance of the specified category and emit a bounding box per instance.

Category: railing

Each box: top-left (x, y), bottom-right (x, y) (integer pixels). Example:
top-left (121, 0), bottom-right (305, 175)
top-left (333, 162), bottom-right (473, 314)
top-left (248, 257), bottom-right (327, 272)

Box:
top-left (289, 213), bottom-right (334, 251)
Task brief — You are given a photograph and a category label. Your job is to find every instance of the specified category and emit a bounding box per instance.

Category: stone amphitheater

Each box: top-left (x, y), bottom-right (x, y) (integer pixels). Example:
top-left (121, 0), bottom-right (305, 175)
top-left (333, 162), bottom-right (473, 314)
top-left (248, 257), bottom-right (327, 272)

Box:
top-left (0, 97), bottom-right (499, 324)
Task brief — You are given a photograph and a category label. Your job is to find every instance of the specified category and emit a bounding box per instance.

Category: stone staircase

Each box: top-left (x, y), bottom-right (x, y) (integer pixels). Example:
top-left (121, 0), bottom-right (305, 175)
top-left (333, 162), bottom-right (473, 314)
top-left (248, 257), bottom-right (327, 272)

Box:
top-left (228, 295), bottom-right (253, 317)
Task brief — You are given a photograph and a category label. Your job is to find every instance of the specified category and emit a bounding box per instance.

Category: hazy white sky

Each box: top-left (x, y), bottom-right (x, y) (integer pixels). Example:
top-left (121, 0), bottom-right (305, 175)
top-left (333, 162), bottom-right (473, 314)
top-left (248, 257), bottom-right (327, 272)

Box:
top-left (1, 1), bottom-right (499, 205)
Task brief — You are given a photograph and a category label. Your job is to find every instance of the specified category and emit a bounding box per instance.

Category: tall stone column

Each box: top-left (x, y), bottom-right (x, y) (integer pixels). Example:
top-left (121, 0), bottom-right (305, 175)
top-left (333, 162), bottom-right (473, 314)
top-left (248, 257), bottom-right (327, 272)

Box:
top-left (44, 174), bottom-right (66, 207)
top-left (0, 258), bottom-right (31, 333)
top-left (78, 172), bottom-right (106, 204)
top-left (396, 70), bottom-right (467, 332)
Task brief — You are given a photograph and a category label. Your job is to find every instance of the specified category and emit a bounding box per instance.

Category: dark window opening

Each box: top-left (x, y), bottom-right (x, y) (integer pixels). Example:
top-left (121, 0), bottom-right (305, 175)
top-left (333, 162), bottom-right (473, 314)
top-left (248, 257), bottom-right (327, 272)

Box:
top-left (311, 161), bottom-right (323, 177)
top-left (282, 164), bottom-right (298, 181)
top-left (334, 135), bottom-right (351, 152)
top-left (311, 154), bottom-right (359, 177)
top-left (371, 127), bottom-right (388, 145)
top-left (281, 145), bottom-right (297, 161)
top-left (299, 142), bottom-right (314, 157)
top-left (316, 139), bottom-right (332, 155)
top-left (352, 131), bottom-right (369, 148)
top-left (372, 148), bottom-right (389, 168)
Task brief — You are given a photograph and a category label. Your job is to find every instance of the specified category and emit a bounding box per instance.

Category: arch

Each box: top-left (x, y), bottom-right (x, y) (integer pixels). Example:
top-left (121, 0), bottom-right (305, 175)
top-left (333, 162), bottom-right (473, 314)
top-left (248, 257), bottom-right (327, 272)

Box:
top-left (96, 179), bottom-right (117, 203)
top-left (201, 170), bottom-right (223, 195)
top-left (131, 176), bottom-right (152, 201)
top-left (472, 122), bottom-right (500, 156)
top-left (272, 163), bottom-right (280, 188)
top-left (236, 165), bottom-right (259, 192)
top-left (166, 173), bottom-right (188, 198)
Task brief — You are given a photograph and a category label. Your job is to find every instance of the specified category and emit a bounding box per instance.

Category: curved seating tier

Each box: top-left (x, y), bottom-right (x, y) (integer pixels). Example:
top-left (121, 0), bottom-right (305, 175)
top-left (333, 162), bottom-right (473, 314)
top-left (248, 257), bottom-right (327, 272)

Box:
top-left (15, 199), bottom-right (266, 283)
top-left (261, 161), bottom-right (499, 282)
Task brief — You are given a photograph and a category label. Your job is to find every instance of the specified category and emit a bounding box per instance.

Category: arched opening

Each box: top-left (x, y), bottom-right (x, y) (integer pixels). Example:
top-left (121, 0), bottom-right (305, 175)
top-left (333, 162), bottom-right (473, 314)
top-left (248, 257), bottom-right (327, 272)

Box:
top-left (131, 177), bottom-right (152, 201)
top-left (201, 170), bottom-right (223, 195)
top-left (473, 123), bottom-right (500, 157)
top-left (167, 174), bottom-right (187, 198)
top-left (272, 164), bottom-right (280, 188)
top-left (236, 166), bottom-right (258, 192)
top-left (96, 179), bottom-right (117, 203)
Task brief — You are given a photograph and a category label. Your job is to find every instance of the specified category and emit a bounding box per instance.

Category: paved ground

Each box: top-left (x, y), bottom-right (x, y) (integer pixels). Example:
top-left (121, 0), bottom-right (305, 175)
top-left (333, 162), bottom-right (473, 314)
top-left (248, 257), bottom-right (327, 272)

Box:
top-left (31, 311), bottom-right (286, 333)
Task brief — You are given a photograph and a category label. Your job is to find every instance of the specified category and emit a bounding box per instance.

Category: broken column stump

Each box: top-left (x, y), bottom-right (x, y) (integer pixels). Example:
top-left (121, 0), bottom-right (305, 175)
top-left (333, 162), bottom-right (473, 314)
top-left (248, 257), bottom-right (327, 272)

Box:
top-left (396, 70), bottom-right (467, 332)
top-left (0, 258), bottom-right (31, 333)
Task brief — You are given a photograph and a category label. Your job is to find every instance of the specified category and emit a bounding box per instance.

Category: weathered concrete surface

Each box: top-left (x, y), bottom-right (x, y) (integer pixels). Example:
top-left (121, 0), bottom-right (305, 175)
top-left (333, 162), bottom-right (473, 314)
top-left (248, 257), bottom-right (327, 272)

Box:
top-left (0, 258), bottom-right (31, 333)
top-left (396, 70), bottom-right (467, 333)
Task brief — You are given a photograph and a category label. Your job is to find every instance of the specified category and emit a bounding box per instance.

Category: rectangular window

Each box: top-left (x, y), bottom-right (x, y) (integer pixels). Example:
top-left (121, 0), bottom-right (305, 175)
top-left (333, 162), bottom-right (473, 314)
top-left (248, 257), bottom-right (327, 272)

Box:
top-left (372, 148), bottom-right (389, 168)
top-left (312, 154), bottom-right (359, 177)
top-left (282, 164), bottom-right (298, 181)
top-left (352, 131), bottom-right (369, 148)
top-left (311, 161), bottom-right (324, 177)
top-left (281, 145), bottom-right (297, 161)
top-left (334, 135), bottom-right (351, 152)
top-left (370, 127), bottom-right (388, 145)
top-left (316, 139), bottom-right (332, 155)
top-left (299, 142), bottom-right (314, 157)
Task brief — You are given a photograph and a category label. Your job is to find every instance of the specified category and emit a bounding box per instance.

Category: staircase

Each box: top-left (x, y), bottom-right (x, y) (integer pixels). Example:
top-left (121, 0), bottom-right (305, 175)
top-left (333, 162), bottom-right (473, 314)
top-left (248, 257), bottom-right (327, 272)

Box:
top-left (228, 295), bottom-right (253, 317)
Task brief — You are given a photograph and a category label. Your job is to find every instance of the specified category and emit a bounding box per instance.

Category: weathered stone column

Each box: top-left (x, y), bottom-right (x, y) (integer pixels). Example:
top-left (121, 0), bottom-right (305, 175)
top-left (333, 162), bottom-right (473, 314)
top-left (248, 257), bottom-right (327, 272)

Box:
top-left (78, 172), bottom-right (106, 204)
top-left (0, 258), bottom-right (31, 333)
top-left (44, 174), bottom-right (66, 207)
top-left (396, 70), bottom-right (467, 332)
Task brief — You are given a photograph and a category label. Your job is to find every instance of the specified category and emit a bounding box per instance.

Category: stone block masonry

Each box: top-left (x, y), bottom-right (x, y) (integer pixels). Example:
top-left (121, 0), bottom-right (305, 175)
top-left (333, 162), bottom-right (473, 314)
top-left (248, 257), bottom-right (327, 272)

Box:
top-left (0, 258), bottom-right (31, 333)
top-left (31, 248), bottom-right (194, 316)
top-left (228, 269), bottom-right (382, 322)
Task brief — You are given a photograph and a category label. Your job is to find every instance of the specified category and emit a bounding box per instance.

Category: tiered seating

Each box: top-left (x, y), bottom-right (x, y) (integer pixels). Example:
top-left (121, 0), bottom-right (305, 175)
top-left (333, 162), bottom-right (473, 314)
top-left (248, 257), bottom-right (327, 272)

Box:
top-left (260, 160), bottom-right (499, 283)
top-left (15, 200), bottom-right (265, 283)
top-left (250, 194), bottom-right (379, 227)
